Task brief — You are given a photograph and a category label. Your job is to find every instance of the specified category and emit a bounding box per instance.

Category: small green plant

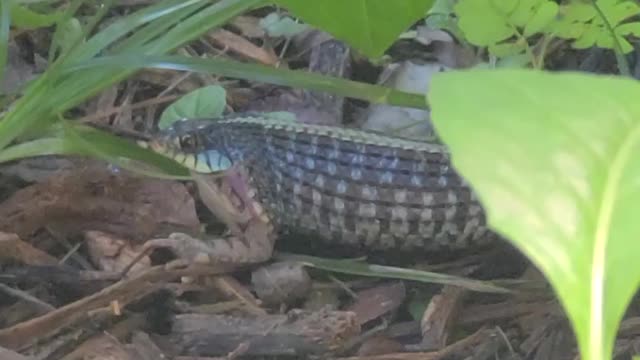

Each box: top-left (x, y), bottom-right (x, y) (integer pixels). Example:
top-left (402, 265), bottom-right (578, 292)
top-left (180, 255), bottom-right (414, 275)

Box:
top-left (158, 85), bottom-right (227, 129)
top-left (455, 0), bottom-right (640, 71)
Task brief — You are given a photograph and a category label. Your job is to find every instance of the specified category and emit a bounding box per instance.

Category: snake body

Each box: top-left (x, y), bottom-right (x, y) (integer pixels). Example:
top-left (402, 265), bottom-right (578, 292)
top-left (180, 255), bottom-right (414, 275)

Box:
top-left (145, 114), bottom-right (495, 251)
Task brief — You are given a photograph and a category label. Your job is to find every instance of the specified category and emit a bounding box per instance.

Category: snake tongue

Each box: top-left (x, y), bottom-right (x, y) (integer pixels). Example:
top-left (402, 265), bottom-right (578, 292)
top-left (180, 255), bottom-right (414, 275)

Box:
top-left (225, 165), bottom-right (259, 219)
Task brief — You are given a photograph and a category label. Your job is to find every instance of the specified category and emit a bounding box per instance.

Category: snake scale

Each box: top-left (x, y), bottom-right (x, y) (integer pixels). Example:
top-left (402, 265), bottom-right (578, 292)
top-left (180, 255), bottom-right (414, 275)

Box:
top-left (141, 113), bottom-right (497, 254)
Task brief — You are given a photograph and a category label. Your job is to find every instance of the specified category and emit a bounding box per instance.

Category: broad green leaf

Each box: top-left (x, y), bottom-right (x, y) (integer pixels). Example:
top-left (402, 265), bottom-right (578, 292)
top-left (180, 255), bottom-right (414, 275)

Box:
top-left (489, 41), bottom-right (526, 58)
top-left (493, 0), bottom-right (518, 15)
top-left (159, 85), bottom-right (227, 129)
top-left (455, 0), bottom-right (514, 46)
top-left (429, 69), bottom-right (640, 360)
top-left (557, 1), bottom-right (596, 22)
top-left (594, 1), bottom-right (639, 25)
top-left (551, 20), bottom-right (587, 39)
top-left (523, 1), bottom-right (558, 37)
top-left (273, 0), bottom-right (435, 58)
top-left (508, 0), bottom-right (542, 26)
top-left (572, 24), bottom-right (600, 49)
top-left (617, 22), bottom-right (640, 36)
top-left (596, 30), bottom-right (632, 53)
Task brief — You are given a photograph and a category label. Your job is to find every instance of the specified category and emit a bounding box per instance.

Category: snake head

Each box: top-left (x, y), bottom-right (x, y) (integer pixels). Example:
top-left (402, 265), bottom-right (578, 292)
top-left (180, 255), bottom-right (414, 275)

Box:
top-left (143, 119), bottom-right (233, 174)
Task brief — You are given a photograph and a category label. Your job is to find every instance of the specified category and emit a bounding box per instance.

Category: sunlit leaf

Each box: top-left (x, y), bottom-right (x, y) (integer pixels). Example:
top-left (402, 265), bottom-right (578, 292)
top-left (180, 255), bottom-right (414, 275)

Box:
top-left (429, 69), bottom-right (640, 360)
top-left (273, 0), bottom-right (435, 58)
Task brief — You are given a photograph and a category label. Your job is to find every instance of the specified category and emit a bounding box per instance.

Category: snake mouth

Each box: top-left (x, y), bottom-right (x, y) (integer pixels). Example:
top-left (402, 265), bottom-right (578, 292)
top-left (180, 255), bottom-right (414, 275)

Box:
top-left (139, 138), bottom-right (233, 174)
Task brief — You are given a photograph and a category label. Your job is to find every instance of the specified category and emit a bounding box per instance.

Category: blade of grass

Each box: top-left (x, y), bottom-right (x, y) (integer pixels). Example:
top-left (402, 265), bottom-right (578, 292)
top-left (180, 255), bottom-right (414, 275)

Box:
top-left (52, 0), bottom-right (266, 113)
top-left (10, 1), bottom-right (63, 28)
top-left (278, 253), bottom-right (510, 293)
top-left (66, 0), bottom-right (203, 62)
top-left (66, 54), bottom-right (428, 109)
top-left (0, 1), bottom-right (10, 86)
top-left (110, 4), bottom-right (206, 52)
top-left (141, 0), bottom-right (267, 54)
top-left (0, 122), bottom-right (190, 178)
top-left (62, 122), bottom-right (190, 177)
top-left (46, 0), bottom-right (85, 63)
top-left (0, 0), bottom-right (261, 150)
top-left (0, 138), bottom-right (72, 162)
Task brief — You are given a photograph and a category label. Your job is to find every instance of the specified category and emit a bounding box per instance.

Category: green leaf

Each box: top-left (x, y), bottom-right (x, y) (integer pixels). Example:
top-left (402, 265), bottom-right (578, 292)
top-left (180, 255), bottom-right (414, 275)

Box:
top-left (159, 85), bottom-right (227, 129)
top-left (488, 41), bottom-right (527, 58)
top-left (508, 0), bottom-right (542, 26)
top-left (523, 1), bottom-right (558, 37)
top-left (259, 12), bottom-right (308, 38)
top-left (572, 25), bottom-right (597, 49)
top-left (429, 69), bottom-right (640, 360)
top-left (273, 0), bottom-right (435, 58)
top-left (552, 0), bottom-right (640, 54)
top-left (10, 2), bottom-right (64, 28)
top-left (594, 1), bottom-right (640, 25)
top-left (616, 22), bottom-right (640, 36)
top-left (493, 0), bottom-right (519, 15)
top-left (455, 0), bottom-right (515, 46)
top-left (558, 1), bottom-right (596, 23)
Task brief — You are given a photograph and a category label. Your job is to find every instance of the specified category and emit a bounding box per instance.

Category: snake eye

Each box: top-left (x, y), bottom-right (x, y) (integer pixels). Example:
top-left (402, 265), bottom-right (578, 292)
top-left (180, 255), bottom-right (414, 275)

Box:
top-left (178, 134), bottom-right (196, 149)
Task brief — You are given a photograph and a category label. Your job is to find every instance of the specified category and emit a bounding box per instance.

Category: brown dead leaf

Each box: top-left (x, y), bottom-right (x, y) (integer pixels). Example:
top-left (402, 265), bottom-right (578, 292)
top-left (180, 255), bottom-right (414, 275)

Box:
top-left (346, 281), bottom-right (406, 326)
top-left (207, 29), bottom-right (279, 65)
top-left (0, 232), bottom-right (58, 266)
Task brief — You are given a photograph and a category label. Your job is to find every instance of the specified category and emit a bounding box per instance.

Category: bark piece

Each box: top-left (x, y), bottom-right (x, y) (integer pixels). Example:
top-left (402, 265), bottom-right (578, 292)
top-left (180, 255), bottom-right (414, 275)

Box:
top-left (0, 166), bottom-right (200, 242)
top-left (170, 310), bottom-right (360, 357)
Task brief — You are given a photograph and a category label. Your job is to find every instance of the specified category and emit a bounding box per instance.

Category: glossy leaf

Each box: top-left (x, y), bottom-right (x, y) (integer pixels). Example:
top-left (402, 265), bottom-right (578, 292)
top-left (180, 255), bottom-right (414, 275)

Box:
top-left (273, 0), bottom-right (435, 58)
top-left (429, 69), bottom-right (640, 360)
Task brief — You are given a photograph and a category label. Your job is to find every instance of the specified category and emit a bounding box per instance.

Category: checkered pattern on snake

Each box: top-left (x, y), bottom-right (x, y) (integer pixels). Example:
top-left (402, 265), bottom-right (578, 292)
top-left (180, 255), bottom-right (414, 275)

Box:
top-left (149, 115), bottom-right (496, 251)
